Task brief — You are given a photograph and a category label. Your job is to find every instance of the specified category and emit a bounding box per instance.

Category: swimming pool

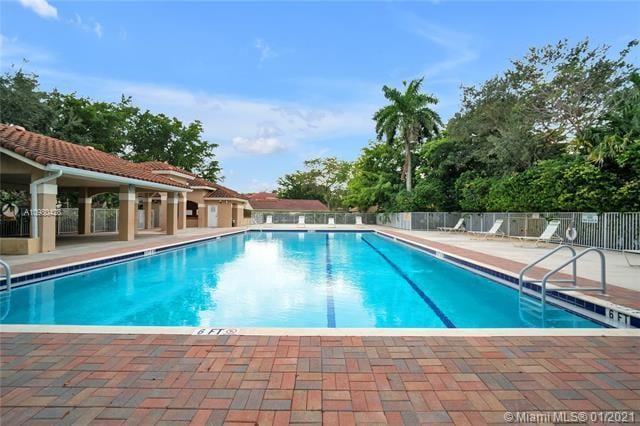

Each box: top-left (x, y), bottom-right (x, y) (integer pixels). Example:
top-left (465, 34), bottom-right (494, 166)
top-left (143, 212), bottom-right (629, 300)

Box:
top-left (0, 231), bottom-right (603, 328)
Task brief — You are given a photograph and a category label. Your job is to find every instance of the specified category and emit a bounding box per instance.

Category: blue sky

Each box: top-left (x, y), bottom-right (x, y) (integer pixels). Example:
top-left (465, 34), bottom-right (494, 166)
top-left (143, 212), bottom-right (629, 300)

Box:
top-left (2, 1), bottom-right (639, 192)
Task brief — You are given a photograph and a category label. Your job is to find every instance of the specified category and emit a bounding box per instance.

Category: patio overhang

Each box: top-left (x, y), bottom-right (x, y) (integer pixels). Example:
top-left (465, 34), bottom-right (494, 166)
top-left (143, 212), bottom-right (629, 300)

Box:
top-left (48, 164), bottom-right (192, 193)
top-left (203, 197), bottom-right (247, 204)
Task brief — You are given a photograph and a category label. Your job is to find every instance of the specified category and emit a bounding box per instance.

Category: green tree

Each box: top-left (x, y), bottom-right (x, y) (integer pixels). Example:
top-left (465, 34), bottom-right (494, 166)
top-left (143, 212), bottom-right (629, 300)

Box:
top-left (277, 157), bottom-right (352, 209)
top-left (0, 68), bottom-right (223, 182)
top-left (0, 69), bottom-right (50, 133)
top-left (373, 78), bottom-right (442, 191)
top-left (346, 141), bottom-right (403, 211)
top-left (46, 91), bottom-right (138, 154)
top-left (276, 170), bottom-right (325, 202)
top-left (510, 39), bottom-right (638, 141)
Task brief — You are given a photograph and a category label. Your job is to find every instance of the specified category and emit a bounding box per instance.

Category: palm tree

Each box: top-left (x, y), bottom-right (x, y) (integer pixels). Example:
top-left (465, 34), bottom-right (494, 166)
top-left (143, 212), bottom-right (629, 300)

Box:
top-left (373, 78), bottom-right (442, 192)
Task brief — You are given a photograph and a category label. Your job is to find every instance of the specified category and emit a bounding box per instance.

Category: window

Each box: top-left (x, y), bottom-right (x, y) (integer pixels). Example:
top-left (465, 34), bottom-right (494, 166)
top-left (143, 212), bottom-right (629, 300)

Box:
top-left (186, 200), bottom-right (198, 217)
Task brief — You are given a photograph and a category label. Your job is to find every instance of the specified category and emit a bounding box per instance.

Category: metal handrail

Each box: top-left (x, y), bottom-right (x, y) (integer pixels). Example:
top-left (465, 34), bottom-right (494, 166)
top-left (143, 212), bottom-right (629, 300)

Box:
top-left (518, 245), bottom-right (577, 296)
top-left (540, 247), bottom-right (606, 306)
top-left (0, 259), bottom-right (11, 293)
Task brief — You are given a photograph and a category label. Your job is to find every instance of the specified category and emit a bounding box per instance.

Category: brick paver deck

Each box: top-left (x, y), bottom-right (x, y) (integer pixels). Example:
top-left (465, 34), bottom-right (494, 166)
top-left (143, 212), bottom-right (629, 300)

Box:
top-left (1, 333), bottom-right (638, 425)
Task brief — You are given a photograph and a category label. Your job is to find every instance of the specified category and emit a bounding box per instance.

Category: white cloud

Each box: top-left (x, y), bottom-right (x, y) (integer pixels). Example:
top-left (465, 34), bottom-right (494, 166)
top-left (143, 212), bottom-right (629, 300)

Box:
top-left (255, 38), bottom-right (275, 64)
top-left (18, 0), bottom-right (57, 19)
top-left (70, 14), bottom-right (103, 38)
top-left (247, 179), bottom-right (275, 193)
top-left (232, 136), bottom-right (284, 155)
top-left (0, 33), bottom-right (54, 64)
top-left (402, 13), bottom-right (479, 78)
top-left (29, 67), bottom-right (376, 159)
top-left (94, 22), bottom-right (103, 39)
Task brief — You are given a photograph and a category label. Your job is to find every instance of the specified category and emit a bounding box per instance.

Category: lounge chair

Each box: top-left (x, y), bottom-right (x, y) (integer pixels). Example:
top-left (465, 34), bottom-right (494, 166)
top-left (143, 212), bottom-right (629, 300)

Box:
top-left (438, 218), bottom-right (465, 233)
top-left (297, 215), bottom-right (306, 228)
top-left (355, 216), bottom-right (363, 227)
top-left (261, 215), bottom-right (273, 230)
top-left (623, 249), bottom-right (640, 267)
top-left (469, 219), bottom-right (505, 239)
top-left (328, 217), bottom-right (336, 228)
top-left (515, 220), bottom-right (562, 247)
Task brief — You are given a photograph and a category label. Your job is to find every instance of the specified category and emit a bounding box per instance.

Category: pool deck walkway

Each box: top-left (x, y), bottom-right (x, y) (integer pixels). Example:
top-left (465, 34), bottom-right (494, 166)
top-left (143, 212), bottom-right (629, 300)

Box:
top-left (1, 333), bottom-right (639, 425)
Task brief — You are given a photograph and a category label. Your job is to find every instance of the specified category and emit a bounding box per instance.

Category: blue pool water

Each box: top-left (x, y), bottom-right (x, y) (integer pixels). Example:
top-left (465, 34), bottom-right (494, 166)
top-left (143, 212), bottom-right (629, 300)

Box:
top-left (1, 232), bottom-right (602, 328)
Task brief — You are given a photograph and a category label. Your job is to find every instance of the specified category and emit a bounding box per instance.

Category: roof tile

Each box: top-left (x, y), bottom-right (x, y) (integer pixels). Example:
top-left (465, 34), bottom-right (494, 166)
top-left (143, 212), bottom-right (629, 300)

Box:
top-left (0, 124), bottom-right (187, 188)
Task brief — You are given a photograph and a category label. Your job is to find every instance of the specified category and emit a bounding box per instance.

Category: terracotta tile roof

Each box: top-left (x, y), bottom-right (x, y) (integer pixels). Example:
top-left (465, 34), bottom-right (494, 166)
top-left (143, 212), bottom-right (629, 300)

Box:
top-left (0, 124), bottom-right (188, 188)
top-left (137, 161), bottom-right (192, 173)
top-left (205, 183), bottom-right (245, 200)
top-left (190, 176), bottom-right (217, 189)
top-left (246, 192), bottom-right (279, 201)
top-left (139, 161), bottom-right (238, 196)
top-left (249, 198), bottom-right (329, 211)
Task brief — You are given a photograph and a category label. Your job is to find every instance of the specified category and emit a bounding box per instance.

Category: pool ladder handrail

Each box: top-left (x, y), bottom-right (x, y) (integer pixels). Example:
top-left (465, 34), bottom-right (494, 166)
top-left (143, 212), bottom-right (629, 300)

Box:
top-left (0, 259), bottom-right (11, 293)
top-left (518, 245), bottom-right (606, 307)
top-left (518, 245), bottom-right (577, 297)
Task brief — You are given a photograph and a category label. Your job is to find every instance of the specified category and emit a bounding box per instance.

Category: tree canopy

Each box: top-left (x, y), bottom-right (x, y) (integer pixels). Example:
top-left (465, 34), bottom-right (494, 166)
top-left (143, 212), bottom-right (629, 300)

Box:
top-left (0, 69), bottom-right (222, 182)
top-left (276, 157), bottom-right (352, 210)
top-left (276, 38), bottom-right (638, 213)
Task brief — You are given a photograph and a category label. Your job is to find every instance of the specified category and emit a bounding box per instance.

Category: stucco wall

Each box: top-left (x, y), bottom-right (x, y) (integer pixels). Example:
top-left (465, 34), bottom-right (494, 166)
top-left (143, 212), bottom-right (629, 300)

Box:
top-left (0, 237), bottom-right (39, 255)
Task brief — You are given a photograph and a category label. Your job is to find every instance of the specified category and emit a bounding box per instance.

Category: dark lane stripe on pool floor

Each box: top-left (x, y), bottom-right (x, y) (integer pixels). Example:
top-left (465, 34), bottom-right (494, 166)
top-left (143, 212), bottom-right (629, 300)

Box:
top-left (325, 234), bottom-right (337, 328)
top-left (361, 237), bottom-right (456, 328)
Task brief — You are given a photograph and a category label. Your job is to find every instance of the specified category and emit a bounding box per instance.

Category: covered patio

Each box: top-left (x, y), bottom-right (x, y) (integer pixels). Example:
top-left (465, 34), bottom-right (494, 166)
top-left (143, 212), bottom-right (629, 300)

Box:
top-left (0, 124), bottom-right (191, 255)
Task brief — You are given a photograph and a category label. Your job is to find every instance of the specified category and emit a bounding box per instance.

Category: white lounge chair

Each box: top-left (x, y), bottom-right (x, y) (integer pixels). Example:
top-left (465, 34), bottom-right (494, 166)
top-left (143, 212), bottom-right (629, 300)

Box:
top-left (297, 215), bottom-right (306, 228)
top-left (327, 217), bottom-right (336, 228)
top-left (515, 220), bottom-right (562, 246)
top-left (469, 219), bottom-right (505, 239)
top-left (355, 216), bottom-right (363, 227)
top-left (438, 218), bottom-right (465, 233)
top-left (624, 249), bottom-right (640, 267)
top-left (265, 215), bottom-right (273, 225)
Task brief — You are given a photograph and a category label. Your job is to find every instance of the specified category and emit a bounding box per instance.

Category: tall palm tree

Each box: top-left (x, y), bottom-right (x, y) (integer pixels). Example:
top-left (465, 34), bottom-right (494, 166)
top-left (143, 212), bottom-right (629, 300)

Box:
top-left (373, 78), bottom-right (442, 192)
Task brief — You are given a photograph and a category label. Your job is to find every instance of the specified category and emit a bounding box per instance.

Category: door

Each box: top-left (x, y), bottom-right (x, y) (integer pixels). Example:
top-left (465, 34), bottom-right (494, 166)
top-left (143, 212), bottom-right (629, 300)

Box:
top-left (208, 205), bottom-right (218, 227)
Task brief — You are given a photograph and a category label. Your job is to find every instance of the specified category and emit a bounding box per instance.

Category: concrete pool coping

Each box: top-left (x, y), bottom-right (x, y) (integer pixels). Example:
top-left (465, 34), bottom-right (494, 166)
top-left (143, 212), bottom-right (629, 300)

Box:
top-left (2, 324), bottom-right (640, 336)
top-left (2, 225), bottom-right (638, 331)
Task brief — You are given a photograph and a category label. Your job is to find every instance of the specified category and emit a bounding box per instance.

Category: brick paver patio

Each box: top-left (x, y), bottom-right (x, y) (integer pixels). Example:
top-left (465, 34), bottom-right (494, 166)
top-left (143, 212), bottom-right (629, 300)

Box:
top-left (1, 333), bottom-right (638, 425)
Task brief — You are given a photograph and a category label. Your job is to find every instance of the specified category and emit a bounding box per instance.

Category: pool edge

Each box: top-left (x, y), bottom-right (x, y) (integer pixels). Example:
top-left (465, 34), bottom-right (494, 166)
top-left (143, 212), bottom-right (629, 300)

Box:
top-left (1, 324), bottom-right (639, 337)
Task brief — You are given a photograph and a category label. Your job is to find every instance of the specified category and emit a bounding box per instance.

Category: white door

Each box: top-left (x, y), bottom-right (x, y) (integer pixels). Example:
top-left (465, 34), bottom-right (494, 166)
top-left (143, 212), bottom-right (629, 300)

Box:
top-left (208, 205), bottom-right (218, 227)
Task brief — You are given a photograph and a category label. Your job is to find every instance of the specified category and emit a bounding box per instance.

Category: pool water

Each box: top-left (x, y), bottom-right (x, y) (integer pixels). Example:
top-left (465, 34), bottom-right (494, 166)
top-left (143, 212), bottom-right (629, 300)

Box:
top-left (0, 232), bottom-right (602, 328)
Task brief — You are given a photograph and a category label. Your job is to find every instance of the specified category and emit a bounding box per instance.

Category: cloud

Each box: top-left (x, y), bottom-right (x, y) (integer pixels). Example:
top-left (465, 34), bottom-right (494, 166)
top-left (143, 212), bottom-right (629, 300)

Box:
top-left (70, 14), bottom-right (103, 38)
top-left (247, 179), bottom-right (275, 193)
top-left (18, 0), bottom-right (57, 19)
top-left (255, 38), bottom-right (275, 64)
top-left (94, 22), bottom-right (103, 39)
top-left (402, 13), bottom-right (479, 79)
top-left (232, 136), bottom-right (284, 155)
top-left (0, 33), bottom-right (54, 64)
top-left (27, 67), bottom-right (376, 160)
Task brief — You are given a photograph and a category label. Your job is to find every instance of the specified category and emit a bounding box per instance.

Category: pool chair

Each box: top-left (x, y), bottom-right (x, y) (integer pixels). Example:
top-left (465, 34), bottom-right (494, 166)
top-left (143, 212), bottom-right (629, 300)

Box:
top-left (469, 219), bottom-right (505, 239)
top-left (328, 217), bottom-right (336, 228)
top-left (297, 215), bottom-right (306, 228)
top-left (355, 216), bottom-right (363, 227)
top-left (261, 215), bottom-right (273, 229)
top-left (438, 218), bottom-right (465, 233)
top-left (624, 249), bottom-right (640, 267)
top-left (515, 220), bottom-right (562, 247)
